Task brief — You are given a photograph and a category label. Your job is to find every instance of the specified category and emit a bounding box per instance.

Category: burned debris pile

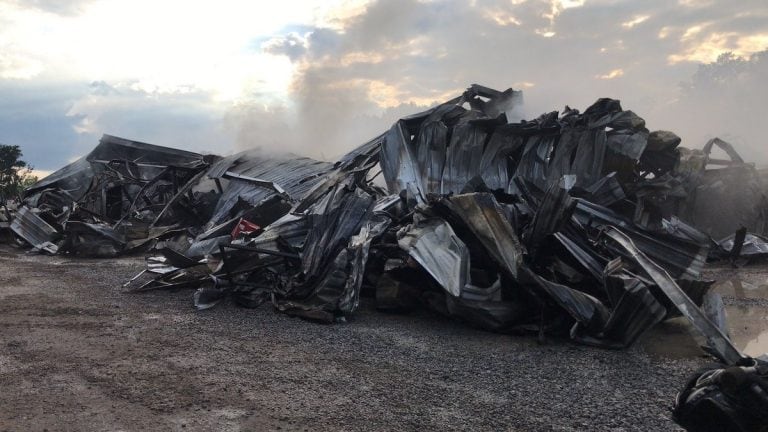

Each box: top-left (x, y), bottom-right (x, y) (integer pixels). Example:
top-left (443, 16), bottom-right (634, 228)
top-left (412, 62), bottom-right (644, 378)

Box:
top-left (4, 83), bottom-right (767, 430)
top-left (6, 85), bottom-right (767, 360)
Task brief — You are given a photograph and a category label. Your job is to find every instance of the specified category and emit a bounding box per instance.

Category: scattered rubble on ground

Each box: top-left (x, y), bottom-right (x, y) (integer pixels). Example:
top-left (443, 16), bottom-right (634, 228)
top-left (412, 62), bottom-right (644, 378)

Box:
top-left (3, 84), bottom-right (767, 431)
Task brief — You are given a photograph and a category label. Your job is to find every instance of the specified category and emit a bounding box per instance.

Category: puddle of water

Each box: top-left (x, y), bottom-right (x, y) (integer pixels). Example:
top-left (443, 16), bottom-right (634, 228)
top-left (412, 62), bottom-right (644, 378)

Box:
top-left (642, 276), bottom-right (768, 359)
top-left (640, 317), bottom-right (705, 359)
top-left (725, 304), bottom-right (768, 357)
top-left (712, 277), bottom-right (768, 357)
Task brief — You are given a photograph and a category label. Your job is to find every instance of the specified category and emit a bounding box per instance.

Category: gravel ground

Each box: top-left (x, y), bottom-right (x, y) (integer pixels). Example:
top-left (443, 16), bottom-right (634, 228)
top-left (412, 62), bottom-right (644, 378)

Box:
top-left (1, 245), bottom-right (765, 431)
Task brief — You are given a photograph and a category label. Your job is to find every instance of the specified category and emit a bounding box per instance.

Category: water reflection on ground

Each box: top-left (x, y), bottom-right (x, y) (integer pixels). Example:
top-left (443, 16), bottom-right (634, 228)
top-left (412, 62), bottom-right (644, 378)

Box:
top-left (640, 276), bottom-right (768, 359)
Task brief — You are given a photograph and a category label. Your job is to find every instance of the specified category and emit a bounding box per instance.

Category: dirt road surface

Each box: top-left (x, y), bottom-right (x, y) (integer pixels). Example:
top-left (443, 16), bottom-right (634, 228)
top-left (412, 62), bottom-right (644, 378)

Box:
top-left (0, 245), bottom-right (766, 431)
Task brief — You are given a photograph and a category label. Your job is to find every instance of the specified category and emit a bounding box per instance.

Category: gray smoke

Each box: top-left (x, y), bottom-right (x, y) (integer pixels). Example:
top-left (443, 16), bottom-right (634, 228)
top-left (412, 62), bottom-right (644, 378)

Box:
top-left (652, 51), bottom-right (768, 164)
top-left (228, 0), bottom-right (768, 162)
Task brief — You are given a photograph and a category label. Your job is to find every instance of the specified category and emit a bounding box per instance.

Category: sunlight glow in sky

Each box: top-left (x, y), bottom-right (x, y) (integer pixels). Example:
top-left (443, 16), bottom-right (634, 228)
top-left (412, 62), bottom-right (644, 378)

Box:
top-left (0, 0), bottom-right (365, 101)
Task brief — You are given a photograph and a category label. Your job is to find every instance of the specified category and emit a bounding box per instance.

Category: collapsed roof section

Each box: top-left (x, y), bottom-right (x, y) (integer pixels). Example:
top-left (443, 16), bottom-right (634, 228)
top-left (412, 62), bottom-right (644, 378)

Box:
top-left (15, 134), bottom-right (332, 257)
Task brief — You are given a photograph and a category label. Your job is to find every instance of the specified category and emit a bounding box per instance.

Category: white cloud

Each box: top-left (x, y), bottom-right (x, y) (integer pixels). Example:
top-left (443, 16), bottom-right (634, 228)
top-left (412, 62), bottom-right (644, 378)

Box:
top-left (622, 15), bottom-right (650, 29)
top-left (0, 52), bottom-right (43, 79)
top-left (669, 31), bottom-right (768, 63)
top-left (596, 68), bottom-right (625, 79)
top-left (0, 0), bottom-right (366, 103)
top-left (485, 9), bottom-right (522, 26)
top-left (536, 29), bottom-right (557, 37)
top-left (2, 0), bottom-right (768, 170)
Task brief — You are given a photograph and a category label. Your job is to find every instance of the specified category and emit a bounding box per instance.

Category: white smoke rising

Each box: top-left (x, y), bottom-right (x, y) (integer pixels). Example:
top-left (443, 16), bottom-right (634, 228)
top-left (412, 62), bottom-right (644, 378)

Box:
top-left (228, 0), bottom-right (768, 163)
top-left (652, 51), bottom-right (768, 163)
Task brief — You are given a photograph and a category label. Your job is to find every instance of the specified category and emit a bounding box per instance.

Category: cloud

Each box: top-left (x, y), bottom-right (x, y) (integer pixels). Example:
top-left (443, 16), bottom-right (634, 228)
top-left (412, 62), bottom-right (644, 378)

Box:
top-left (66, 81), bottom-right (236, 155)
top-left (238, 0), bottom-right (659, 158)
top-left (669, 31), bottom-right (768, 63)
top-left (263, 33), bottom-right (310, 61)
top-left (0, 52), bottom-right (43, 80)
top-left (0, 77), bottom-right (239, 170)
top-left (0, 0), bottom-right (94, 16)
top-left (597, 69), bottom-right (625, 80)
top-left (485, 9), bottom-right (522, 26)
top-left (2, 0), bottom-right (768, 172)
top-left (234, 0), bottom-right (768, 167)
top-left (622, 15), bottom-right (650, 29)
top-left (0, 79), bottom-right (88, 170)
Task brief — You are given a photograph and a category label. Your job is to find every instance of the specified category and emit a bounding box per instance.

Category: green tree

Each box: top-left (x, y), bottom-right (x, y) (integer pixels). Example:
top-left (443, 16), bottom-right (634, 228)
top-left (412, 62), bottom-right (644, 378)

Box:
top-left (0, 144), bottom-right (37, 203)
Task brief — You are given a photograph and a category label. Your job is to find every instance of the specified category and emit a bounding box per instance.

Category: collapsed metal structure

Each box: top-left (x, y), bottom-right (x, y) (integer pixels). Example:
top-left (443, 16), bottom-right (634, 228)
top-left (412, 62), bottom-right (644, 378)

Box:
top-left (3, 84), bottom-right (767, 430)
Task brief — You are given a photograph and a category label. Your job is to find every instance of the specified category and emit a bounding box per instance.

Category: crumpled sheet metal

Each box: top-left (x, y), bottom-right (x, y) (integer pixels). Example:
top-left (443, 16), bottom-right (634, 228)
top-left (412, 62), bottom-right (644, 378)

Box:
top-left (10, 206), bottom-right (59, 254)
top-left (602, 227), bottom-right (745, 365)
top-left (203, 149), bottom-right (333, 229)
top-left (338, 215), bottom-right (391, 314)
top-left (87, 134), bottom-right (207, 169)
top-left (439, 193), bottom-right (524, 280)
top-left (23, 157), bottom-right (94, 202)
top-left (274, 183), bottom-right (379, 322)
top-left (523, 266), bottom-right (607, 327)
top-left (720, 232), bottom-right (768, 259)
top-left (14, 134), bottom-right (216, 256)
top-left (398, 218), bottom-right (469, 298)
top-left (583, 272), bottom-right (667, 348)
top-left (380, 85), bottom-right (520, 197)
top-left (574, 199), bottom-right (710, 280)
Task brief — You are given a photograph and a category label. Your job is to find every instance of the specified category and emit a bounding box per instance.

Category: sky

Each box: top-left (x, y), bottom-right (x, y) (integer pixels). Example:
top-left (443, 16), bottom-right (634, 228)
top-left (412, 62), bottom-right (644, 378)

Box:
top-left (0, 0), bottom-right (767, 176)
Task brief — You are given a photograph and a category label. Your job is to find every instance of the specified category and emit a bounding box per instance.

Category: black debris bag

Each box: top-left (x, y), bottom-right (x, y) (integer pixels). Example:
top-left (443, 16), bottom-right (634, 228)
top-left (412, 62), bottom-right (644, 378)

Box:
top-left (673, 360), bottom-right (768, 432)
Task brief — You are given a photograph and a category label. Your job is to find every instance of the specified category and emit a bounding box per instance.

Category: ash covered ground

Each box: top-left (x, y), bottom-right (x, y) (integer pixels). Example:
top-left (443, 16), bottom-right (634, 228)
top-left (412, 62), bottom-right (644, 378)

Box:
top-left (1, 245), bottom-right (765, 432)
